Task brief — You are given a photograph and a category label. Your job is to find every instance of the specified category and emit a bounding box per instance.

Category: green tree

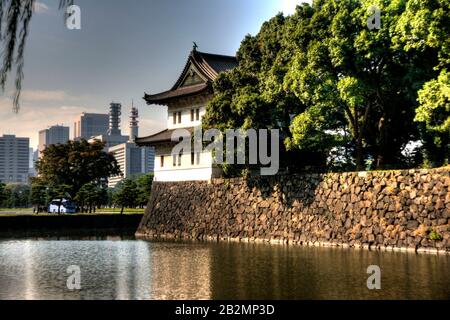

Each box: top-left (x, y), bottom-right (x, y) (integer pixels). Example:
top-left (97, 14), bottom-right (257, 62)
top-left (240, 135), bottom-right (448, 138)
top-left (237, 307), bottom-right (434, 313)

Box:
top-left (30, 182), bottom-right (47, 213)
top-left (113, 179), bottom-right (138, 214)
top-left (394, 0), bottom-right (450, 166)
top-left (285, 0), bottom-right (437, 170)
top-left (136, 173), bottom-right (154, 207)
top-left (36, 140), bottom-right (121, 199)
top-left (204, 0), bottom-right (448, 172)
top-left (0, 181), bottom-right (7, 206)
top-left (74, 182), bottom-right (107, 213)
top-left (3, 183), bottom-right (30, 208)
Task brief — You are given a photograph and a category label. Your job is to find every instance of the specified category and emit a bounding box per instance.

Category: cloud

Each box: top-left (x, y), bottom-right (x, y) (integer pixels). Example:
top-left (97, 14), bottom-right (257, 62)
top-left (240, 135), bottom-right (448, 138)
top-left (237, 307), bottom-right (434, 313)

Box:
top-left (0, 99), bottom-right (86, 148)
top-left (34, 2), bottom-right (49, 14)
top-left (21, 90), bottom-right (68, 102)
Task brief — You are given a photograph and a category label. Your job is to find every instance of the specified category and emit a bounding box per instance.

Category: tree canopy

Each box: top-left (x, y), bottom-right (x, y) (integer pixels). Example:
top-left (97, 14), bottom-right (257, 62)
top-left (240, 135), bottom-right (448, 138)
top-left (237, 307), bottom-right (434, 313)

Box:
top-left (203, 0), bottom-right (449, 173)
top-left (35, 139), bottom-right (121, 198)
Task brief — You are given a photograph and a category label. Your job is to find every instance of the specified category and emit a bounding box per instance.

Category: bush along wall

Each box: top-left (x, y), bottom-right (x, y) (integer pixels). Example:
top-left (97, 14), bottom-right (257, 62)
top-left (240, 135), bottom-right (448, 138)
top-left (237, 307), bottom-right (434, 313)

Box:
top-left (136, 167), bottom-right (450, 254)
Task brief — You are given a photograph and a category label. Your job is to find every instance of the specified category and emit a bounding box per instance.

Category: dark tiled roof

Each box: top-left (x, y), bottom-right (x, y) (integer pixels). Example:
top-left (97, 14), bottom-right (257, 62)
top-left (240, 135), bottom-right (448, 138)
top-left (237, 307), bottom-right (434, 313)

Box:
top-left (135, 127), bottom-right (194, 146)
top-left (144, 50), bottom-right (237, 105)
top-left (171, 51), bottom-right (237, 89)
top-left (143, 83), bottom-right (209, 104)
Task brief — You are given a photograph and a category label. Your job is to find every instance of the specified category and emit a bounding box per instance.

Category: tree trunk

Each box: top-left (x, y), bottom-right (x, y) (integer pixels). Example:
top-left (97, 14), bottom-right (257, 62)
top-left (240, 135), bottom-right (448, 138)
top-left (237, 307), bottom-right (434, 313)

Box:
top-left (355, 136), bottom-right (364, 171)
top-left (120, 206), bottom-right (124, 214)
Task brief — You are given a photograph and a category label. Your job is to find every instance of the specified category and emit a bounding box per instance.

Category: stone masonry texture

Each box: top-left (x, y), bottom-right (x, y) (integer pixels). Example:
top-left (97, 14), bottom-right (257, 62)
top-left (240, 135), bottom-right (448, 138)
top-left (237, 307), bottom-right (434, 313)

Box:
top-left (136, 167), bottom-right (450, 254)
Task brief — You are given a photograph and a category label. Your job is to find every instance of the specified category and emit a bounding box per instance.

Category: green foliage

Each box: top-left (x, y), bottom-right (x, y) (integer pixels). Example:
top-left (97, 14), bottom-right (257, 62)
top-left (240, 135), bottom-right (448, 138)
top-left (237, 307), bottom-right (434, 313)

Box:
top-left (0, 183), bottom-right (30, 208)
top-left (30, 182), bottom-right (47, 213)
top-left (415, 70), bottom-right (450, 165)
top-left (204, 0), bottom-right (449, 173)
top-left (36, 139), bottom-right (121, 198)
top-left (74, 182), bottom-right (106, 213)
top-left (113, 179), bottom-right (139, 214)
top-left (0, 181), bottom-right (6, 204)
top-left (135, 174), bottom-right (154, 207)
top-left (429, 230), bottom-right (443, 241)
top-left (394, 0), bottom-right (450, 166)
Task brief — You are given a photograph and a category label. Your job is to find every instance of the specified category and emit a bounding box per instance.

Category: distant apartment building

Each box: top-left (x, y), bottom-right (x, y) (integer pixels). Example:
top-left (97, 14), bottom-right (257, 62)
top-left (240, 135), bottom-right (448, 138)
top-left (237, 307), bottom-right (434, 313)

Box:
top-left (38, 125), bottom-right (70, 158)
top-left (0, 135), bottom-right (30, 184)
top-left (108, 105), bottom-right (154, 188)
top-left (73, 112), bottom-right (109, 141)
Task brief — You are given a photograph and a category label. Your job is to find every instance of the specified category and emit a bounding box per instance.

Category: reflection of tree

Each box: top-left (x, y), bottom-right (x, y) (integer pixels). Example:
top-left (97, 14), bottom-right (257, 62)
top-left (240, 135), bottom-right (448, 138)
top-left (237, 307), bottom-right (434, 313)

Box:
top-left (0, 0), bottom-right (72, 112)
top-left (209, 243), bottom-right (446, 299)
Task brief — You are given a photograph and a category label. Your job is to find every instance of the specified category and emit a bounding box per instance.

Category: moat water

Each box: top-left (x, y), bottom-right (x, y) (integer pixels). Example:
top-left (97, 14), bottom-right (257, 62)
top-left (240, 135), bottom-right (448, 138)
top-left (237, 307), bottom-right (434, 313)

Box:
top-left (0, 237), bottom-right (449, 299)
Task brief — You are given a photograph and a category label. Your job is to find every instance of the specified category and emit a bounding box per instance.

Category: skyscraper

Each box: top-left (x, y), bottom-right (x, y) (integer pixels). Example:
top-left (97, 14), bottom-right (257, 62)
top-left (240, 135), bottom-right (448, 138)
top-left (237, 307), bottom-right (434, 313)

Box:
top-left (38, 125), bottom-right (70, 158)
top-left (73, 113), bottom-right (109, 141)
top-left (88, 103), bottom-right (129, 150)
top-left (0, 135), bottom-right (30, 184)
top-left (108, 104), bottom-right (154, 188)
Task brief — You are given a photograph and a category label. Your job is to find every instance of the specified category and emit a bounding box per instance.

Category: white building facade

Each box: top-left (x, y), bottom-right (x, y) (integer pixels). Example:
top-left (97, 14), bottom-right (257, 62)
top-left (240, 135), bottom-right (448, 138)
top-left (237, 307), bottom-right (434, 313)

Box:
top-left (136, 48), bottom-right (237, 182)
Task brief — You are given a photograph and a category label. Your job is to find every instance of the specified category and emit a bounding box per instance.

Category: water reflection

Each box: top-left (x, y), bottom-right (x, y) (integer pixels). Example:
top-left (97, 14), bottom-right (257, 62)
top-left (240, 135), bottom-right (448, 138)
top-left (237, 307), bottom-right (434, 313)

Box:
top-left (0, 239), bottom-right (449, 300)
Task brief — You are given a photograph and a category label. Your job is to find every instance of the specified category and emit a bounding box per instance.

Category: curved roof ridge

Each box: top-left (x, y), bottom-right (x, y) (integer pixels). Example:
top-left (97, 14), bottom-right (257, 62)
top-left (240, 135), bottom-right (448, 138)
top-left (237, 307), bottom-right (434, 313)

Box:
top-left (144, 49), bottom-right (237, 105)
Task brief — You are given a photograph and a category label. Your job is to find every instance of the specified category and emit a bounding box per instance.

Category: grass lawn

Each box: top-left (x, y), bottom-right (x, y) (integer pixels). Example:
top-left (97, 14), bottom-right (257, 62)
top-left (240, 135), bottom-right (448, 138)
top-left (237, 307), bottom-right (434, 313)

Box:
top-left (0, 208), bottom-right (33, 213)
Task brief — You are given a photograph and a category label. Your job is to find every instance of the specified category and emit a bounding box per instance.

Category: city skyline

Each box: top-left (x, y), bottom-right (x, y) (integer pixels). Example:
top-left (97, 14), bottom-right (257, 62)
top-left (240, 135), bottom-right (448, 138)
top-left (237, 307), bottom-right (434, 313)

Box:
top-left (0, 0), bottom-right (306, 149)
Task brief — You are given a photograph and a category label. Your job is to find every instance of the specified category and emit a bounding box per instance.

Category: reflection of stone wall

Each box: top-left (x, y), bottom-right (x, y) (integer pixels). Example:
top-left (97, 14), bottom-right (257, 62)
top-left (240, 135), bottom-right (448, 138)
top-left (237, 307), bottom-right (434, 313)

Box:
top-left (136, 167), bottom-right (450, 254)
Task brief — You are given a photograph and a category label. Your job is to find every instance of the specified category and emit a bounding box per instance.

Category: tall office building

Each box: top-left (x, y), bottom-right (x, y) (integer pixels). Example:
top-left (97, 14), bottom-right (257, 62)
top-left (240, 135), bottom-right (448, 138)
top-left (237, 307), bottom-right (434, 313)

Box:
top-left (73, 112), bottom-right (109, 141)
top-left (38, 125), bottom-right (70, 158)
top-left (88, 103), bottom-right (129, 150)
top-left (0, 135), bottom-right (30, 184)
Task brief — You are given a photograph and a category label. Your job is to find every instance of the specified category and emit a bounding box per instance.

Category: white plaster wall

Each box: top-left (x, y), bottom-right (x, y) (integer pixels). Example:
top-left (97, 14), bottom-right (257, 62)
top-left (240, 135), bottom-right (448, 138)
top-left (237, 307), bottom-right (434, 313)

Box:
top-left (167, 105), bottom-right (206, 130)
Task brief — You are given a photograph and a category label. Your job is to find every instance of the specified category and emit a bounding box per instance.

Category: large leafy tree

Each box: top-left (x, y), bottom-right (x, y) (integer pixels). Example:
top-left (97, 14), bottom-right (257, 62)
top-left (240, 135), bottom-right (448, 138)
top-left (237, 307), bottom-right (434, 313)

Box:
top-left (394, 0), bottom-right (450, 166)
top-left (203, 11), bottom-right (328, 173)
top-left (285, 0), bottom-right (439, 170)
top-left (36, 140), bottom-right (121, 198)
top-left (204, 0), bottom-right (448, 173)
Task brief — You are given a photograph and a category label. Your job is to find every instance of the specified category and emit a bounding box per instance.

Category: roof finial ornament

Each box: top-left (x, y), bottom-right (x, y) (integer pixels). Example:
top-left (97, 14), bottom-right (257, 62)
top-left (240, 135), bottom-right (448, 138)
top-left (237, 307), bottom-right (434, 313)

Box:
top-left (193, 41), bottom-right (198, 51)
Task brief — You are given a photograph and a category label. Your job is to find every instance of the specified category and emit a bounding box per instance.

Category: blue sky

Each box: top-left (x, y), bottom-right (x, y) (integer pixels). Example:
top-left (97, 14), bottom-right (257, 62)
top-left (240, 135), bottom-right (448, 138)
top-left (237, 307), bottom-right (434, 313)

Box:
top-left (0, 0), bottom-right (309, 148)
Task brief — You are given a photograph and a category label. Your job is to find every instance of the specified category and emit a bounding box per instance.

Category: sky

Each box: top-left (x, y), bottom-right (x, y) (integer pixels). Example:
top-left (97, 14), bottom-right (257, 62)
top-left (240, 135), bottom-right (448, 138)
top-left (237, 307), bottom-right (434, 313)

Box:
top-left (0, 0), bottom-right (309, 149)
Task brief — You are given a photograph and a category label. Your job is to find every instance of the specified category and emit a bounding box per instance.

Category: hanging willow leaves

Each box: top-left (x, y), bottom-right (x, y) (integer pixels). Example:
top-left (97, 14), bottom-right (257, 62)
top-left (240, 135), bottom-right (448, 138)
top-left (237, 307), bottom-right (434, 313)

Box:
top-left (0, 0), bottom-right (73, 113)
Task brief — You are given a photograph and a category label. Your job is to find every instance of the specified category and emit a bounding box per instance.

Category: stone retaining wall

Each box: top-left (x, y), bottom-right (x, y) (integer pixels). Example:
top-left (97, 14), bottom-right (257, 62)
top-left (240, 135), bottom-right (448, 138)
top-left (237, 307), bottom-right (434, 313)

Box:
top-left (136, 167), bottom-right (450, 254)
